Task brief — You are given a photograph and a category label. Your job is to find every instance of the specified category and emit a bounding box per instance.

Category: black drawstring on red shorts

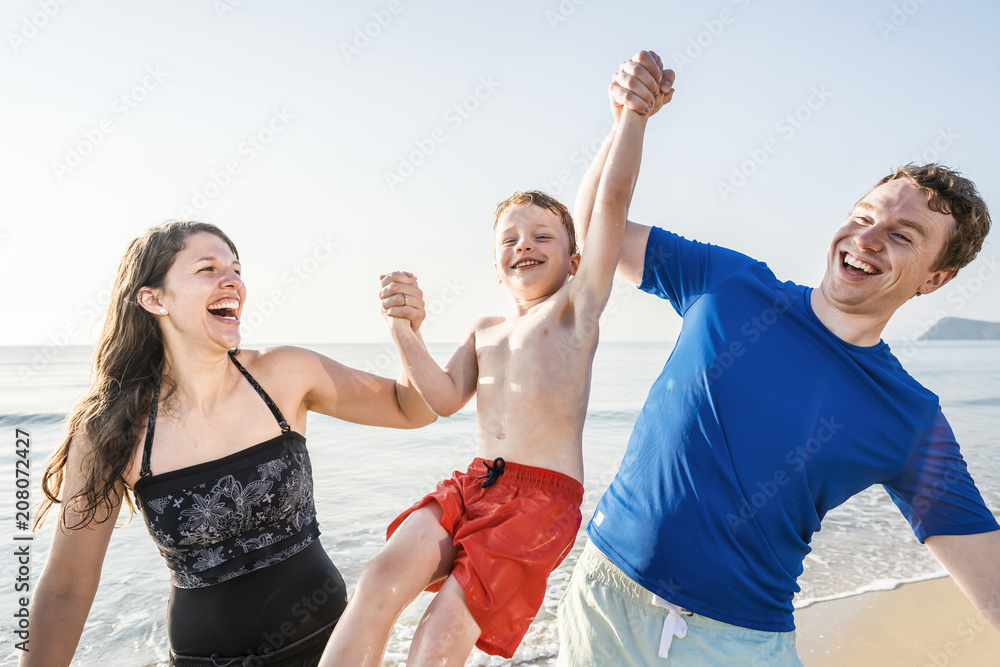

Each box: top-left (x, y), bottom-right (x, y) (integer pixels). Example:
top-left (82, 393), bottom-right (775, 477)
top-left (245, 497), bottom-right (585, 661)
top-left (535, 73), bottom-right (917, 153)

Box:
top-left (478, 457), bottom-right (506, 488)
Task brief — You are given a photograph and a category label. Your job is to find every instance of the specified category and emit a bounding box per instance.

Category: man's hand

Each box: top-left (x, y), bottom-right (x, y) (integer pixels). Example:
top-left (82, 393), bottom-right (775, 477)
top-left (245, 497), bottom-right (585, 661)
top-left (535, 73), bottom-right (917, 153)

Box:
top-left (379, 271), bottom-right (426, 333)
top-left (609, 50), bottom-right (675, 122)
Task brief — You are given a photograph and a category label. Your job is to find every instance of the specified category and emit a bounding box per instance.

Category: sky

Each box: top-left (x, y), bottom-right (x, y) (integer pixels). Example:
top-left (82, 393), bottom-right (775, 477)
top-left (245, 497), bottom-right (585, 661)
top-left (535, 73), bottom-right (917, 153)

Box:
top-left (2, 0), bottom-right (999, 351)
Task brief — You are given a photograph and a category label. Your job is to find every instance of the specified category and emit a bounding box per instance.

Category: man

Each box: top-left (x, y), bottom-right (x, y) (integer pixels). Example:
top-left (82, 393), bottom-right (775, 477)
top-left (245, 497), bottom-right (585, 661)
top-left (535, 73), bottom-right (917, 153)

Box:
top-left (558, 51), bottom-right (999, 666)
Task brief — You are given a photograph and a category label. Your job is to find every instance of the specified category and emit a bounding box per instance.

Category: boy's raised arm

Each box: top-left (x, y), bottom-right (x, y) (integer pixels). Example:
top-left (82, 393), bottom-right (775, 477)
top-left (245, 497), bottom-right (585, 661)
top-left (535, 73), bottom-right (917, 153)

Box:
top-left (380, 271), bottom-right (479, 417)
top-left (574, 51), bottom-right (673, 287)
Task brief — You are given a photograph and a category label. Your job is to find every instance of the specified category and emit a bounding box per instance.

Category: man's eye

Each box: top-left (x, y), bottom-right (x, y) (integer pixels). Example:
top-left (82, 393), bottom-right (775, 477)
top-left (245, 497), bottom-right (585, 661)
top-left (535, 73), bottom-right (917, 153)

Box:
top-left (892, 233), bottom-right (911, 243)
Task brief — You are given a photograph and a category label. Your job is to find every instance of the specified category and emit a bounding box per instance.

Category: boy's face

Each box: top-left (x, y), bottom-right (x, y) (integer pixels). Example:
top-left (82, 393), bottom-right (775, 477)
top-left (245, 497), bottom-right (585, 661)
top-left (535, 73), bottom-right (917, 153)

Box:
top-left (494, 204), bottom-right (580, 299)
top-left (818, 178), bottom-right (956, 318)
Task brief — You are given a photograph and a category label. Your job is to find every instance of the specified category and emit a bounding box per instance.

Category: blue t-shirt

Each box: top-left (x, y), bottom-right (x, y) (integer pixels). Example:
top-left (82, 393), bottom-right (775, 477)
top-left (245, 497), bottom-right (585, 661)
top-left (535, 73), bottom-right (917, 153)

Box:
top-left (587, 227), bottom-right (998, 632)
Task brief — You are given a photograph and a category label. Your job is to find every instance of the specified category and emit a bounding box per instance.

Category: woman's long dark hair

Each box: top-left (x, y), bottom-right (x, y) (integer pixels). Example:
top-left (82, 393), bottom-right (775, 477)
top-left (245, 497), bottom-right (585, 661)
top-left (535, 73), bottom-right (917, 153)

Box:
top-left (36, 222), bottom-right (239, 529)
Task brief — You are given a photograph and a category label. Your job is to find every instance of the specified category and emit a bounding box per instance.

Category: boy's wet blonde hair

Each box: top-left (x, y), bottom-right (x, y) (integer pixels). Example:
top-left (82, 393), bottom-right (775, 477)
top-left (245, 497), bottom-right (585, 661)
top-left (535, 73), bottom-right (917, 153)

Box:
top-left (494, 191), bottom-right (579, 256)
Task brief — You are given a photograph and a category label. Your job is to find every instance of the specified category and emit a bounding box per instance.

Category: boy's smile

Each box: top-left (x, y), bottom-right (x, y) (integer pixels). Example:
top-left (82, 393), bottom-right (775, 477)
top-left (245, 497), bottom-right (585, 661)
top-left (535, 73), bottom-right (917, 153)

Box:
top-left (495, 204), bottom-right (579, 300)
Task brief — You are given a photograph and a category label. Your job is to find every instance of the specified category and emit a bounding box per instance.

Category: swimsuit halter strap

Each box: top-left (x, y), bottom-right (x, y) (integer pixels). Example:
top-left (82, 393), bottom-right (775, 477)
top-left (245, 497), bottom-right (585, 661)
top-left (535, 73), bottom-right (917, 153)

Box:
top-left (139, 353), bottom-right (291, 478)
top-left (140, 382), bottom-right (159, 478)
top-left (228, 351), bottom-right (291, 434)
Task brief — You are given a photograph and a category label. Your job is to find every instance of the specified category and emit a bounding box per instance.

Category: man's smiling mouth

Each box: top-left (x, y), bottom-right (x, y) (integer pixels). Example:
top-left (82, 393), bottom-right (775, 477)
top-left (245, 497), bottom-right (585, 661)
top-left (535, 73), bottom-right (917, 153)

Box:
top-left (841, 252), bottom-right (880, 276)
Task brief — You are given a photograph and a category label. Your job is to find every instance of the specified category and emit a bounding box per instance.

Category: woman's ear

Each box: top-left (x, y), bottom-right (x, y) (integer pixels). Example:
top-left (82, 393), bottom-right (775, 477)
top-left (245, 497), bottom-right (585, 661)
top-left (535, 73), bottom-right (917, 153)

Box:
top-left (137, 287), bottom-right (167, 315)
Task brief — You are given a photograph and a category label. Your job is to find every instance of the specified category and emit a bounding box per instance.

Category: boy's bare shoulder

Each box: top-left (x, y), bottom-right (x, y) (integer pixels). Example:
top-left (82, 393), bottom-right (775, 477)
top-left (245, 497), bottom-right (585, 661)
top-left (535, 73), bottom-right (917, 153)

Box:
top-left (472, 315), bottom-right (506, 333)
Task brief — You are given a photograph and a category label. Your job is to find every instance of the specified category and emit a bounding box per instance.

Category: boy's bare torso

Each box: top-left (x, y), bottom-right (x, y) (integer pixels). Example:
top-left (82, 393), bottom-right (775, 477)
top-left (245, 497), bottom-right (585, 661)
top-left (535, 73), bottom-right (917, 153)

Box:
top-left (473, 286), bottom-right (597, 483)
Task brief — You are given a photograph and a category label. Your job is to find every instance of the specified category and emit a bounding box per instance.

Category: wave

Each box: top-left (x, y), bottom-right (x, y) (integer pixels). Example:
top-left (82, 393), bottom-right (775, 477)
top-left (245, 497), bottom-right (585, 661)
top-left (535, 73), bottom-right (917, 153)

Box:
top-left (0, 412), bottom-right (67, 426)
top-left (793, 570), bottom-right (949, 610)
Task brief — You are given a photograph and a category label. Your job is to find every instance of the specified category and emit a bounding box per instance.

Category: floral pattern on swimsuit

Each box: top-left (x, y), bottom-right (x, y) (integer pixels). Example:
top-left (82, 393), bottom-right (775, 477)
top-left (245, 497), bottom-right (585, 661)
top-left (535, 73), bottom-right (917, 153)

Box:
top-left (135, 433), bottom-right (320, 589)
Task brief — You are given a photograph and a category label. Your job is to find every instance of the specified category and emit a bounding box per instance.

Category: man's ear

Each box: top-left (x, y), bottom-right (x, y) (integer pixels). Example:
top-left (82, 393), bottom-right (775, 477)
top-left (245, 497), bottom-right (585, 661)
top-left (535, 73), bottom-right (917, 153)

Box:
top-left (917, 267), bottom-right (956, 296)
top-left (137, 286), bottom-right (166, 315)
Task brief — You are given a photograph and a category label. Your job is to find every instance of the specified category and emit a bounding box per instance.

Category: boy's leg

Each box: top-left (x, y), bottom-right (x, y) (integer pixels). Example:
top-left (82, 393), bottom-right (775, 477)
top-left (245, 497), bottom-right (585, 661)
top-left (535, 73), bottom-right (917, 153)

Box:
top-left (406, 575), bottom-right (481, 667)
top-left (319, 504), bottom-right (455, 667)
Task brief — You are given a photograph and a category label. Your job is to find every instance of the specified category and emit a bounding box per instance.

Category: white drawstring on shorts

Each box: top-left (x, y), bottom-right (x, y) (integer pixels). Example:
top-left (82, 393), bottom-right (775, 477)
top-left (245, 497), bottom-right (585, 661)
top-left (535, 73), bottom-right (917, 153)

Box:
top-left (652, 595), bottom-right (689, 660)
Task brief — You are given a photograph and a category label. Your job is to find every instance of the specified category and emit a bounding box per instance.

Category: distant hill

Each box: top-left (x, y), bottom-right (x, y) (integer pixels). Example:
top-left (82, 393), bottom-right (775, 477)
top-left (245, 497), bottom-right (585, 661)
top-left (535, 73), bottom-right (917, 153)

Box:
top-left (919, 317), bottom-right (1000, 340)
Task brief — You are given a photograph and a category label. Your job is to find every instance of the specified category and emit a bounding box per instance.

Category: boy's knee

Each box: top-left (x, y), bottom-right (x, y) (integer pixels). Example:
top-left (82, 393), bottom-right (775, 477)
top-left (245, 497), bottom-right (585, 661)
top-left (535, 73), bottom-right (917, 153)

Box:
top-left (357, 549), bottom-right (401, 589)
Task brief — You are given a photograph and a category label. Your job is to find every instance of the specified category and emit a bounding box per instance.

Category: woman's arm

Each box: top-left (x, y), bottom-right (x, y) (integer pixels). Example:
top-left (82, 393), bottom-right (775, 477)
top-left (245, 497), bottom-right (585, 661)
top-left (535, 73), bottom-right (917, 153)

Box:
top-left (21, 434), bottom-right (120, 666)
top-left (253, 272), bottom-right (438, 429)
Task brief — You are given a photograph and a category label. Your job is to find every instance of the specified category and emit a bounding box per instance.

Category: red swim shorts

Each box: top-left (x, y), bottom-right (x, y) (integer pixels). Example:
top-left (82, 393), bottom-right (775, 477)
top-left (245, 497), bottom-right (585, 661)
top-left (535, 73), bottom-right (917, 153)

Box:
top-left (386, 457), bottom-right (584, 659)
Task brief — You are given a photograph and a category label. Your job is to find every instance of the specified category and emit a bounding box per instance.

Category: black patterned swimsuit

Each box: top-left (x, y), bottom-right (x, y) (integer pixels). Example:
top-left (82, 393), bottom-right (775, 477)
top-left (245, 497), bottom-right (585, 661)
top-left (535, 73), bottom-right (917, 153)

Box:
top-left (134, 353), bottom-right (346, 664)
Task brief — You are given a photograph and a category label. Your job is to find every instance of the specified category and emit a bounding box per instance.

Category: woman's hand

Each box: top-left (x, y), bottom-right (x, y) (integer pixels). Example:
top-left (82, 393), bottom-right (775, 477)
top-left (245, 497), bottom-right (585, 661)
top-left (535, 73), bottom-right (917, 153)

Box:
top-left (379, 271), bottom-right (426, 334)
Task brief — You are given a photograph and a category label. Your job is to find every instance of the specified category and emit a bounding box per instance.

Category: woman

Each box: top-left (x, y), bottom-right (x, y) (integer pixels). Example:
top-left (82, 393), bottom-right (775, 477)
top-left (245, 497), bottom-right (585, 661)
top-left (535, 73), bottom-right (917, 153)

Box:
top-left (25, 222), bottom-right (435, 666)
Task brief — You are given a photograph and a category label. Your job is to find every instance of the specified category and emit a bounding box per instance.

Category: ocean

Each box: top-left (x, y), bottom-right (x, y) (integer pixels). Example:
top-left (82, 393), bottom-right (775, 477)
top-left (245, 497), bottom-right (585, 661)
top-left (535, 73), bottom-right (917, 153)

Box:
top-left (0, 341), bottom-right (998, 666)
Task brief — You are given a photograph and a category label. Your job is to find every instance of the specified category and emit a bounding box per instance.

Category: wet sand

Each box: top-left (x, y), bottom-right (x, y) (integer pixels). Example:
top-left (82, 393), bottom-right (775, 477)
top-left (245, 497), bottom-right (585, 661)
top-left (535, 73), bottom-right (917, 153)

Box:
top-left (796, 576), bottom-right (1000, 666)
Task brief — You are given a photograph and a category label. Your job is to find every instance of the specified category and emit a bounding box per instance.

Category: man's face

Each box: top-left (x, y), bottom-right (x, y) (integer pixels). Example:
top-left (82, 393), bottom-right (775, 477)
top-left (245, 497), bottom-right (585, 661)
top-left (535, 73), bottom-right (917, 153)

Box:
top-left (819, 178), bottom-right (956, 318)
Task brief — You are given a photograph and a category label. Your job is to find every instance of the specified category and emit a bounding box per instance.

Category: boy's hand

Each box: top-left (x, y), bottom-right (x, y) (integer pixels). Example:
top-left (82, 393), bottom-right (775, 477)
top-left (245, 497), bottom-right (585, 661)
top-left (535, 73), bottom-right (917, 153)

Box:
top-left (379, 271), bottom-right (426, 332)
top-left (609, 50), bottom-right (675, 122)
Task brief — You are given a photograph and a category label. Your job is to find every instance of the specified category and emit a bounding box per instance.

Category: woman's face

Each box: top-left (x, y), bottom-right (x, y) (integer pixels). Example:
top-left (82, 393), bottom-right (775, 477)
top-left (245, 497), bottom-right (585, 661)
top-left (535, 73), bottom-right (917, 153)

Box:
top-left (156, 231), bottom-right (246, 353)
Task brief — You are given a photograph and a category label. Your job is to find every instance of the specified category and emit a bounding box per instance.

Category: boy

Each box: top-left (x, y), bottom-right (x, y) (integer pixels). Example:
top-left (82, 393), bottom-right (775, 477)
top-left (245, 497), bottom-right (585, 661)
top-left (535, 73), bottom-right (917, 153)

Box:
top-left (321, 52), bottom-right (674, 666)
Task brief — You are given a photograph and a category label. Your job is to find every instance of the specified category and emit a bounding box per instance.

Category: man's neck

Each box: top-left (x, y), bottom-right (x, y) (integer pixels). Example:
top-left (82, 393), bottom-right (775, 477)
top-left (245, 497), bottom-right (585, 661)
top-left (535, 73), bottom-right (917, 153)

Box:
top-left (809, 287), bottom-right (889, 347)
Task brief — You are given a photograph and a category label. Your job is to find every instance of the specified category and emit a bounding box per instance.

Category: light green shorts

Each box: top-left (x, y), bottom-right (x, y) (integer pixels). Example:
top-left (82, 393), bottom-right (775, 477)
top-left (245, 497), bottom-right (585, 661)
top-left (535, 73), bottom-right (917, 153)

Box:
top-left (557, 542), bottom-right (804, 666)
